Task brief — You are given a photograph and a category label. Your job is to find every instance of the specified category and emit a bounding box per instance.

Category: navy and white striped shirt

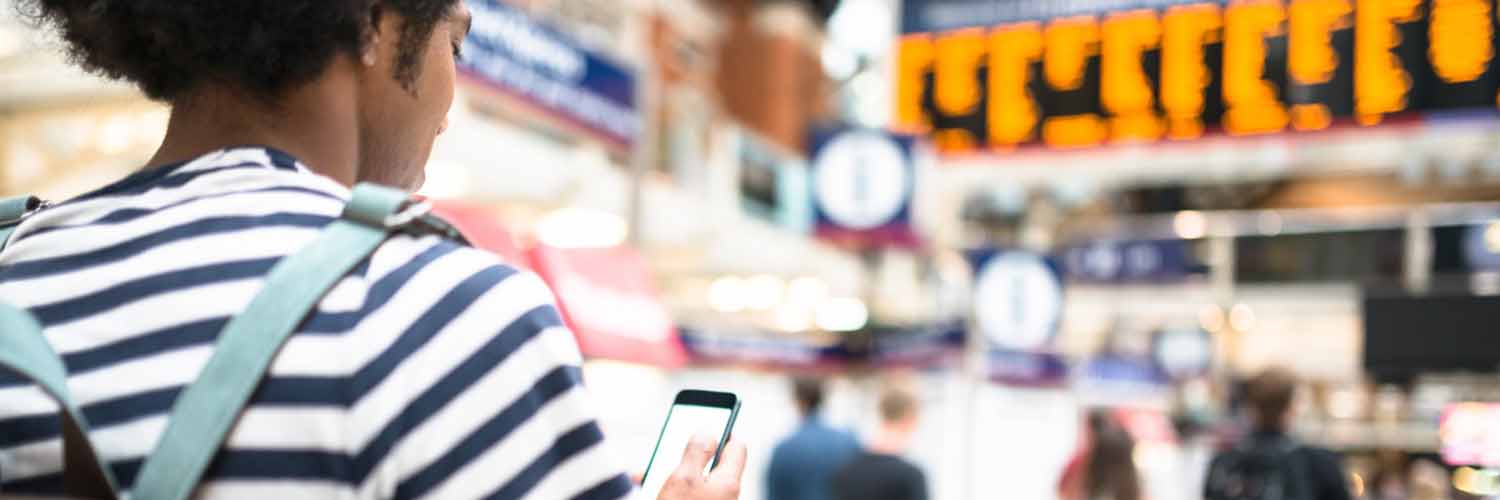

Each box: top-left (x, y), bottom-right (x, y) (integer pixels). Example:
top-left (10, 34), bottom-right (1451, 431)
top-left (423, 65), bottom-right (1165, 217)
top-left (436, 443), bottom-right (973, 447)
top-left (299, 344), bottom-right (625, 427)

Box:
top-left (0, 147), bottom-right (634, 499)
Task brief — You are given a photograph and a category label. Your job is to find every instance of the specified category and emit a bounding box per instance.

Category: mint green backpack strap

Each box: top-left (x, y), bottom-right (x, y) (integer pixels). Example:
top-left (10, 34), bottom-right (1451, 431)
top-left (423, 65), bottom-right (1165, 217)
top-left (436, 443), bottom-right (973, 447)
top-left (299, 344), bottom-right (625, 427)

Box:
top-left (128, 183), bottom-right (422, 500)
top-left (0, 303), bottom-right (122, 499)
top-left (0, 195), bottom-right (43, 253)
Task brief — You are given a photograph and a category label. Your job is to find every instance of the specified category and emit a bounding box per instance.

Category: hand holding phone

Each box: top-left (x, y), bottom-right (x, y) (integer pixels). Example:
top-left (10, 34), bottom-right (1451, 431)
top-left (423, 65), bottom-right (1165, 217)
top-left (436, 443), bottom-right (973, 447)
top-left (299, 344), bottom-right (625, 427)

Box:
top-left (640, 390), bottom-right (744, 500)
top-left (653, 435), bottom-right (746, 500)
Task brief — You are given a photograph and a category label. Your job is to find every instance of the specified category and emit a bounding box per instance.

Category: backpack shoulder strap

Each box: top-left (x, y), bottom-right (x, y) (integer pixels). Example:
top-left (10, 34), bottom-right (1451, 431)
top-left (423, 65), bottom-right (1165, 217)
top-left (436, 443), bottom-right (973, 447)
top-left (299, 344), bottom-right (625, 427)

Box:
top-left (0, 303), bottom-right (122, 499)
top-left (0, 195), bottom-right (43, 254)
top-left (0, 185), bottom-right (453, 500)
top-left (127, 183), bottom-right (430, 500)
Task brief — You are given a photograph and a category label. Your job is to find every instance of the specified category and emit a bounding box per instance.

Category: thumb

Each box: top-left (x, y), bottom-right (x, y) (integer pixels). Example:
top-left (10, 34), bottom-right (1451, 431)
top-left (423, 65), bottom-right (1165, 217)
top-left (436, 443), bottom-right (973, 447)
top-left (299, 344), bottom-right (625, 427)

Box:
top-left (708, 440), bottom-right (747, 485)
top-left (674, 434), bottom-right (717, 478)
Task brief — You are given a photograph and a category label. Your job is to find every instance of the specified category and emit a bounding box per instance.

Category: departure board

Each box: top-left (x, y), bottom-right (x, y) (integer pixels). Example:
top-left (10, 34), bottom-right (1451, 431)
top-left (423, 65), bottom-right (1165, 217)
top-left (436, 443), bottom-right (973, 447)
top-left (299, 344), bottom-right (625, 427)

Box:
top-left (896, 0), bottom-right (1500, 153)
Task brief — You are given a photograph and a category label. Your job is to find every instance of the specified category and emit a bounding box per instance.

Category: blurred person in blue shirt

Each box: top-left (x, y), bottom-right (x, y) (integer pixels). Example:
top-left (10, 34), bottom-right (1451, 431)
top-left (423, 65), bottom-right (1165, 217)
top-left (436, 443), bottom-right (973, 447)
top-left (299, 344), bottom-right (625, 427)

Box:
top-left (766, 376), bottom-right (860, 500)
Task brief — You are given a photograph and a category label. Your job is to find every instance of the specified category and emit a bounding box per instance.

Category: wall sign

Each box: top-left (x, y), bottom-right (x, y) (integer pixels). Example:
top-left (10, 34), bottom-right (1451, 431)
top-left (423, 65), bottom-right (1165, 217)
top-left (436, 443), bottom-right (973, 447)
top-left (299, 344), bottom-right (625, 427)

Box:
top-left (1059, 239), bottom-right (1201, 282)
top-left (811, 129), bottom-right (920, 247)
top-left (971, 250), bottom-right (1065, 350)
top-left (968, 249), bottom-right (1071, 385)
top-left (678, 327), bottom-right (850, 367)
top-left (896, 0), bottom-right (1500, 154)
top-left (461, 0), bottom-right (638, 147)
top-left (1152, 328), bottom-right (1214, 379)
top-left (870, 322), bottom-right (967, 367)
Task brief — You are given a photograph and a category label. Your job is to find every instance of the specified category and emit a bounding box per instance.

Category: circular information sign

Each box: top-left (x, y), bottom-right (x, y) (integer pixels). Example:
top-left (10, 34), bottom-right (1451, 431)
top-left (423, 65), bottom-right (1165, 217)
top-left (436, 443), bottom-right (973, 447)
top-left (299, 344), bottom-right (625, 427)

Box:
top-left (973, 252), bottom-right (1063, 351)
top-left (813, 131), bottom-right (910, 230)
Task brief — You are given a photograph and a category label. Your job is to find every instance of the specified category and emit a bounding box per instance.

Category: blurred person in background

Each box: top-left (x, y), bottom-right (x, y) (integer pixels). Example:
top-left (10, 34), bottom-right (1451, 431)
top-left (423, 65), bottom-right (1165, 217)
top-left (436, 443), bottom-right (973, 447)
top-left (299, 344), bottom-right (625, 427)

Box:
top-left (0, 0), bottom-right (744, 498)
top-left (1059, 410), bottom-right (1143, 500)
top-left (830, 383), bottom-right (928, 500)
top-left (1205, 368), bottom-right (1352, 500)
top-left (1404, 458), bottom-right (1447, 500)
top-left (1368, 451), bottom-right (1410, 500)
top-left (766, 376), bottom-right (859, 500)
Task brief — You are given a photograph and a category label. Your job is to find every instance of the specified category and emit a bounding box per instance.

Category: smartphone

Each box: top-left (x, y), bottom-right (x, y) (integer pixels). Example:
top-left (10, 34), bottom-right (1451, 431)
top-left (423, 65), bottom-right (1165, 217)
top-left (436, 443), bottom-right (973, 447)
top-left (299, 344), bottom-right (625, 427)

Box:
top-left (638, 390), bottom-right (740, 498)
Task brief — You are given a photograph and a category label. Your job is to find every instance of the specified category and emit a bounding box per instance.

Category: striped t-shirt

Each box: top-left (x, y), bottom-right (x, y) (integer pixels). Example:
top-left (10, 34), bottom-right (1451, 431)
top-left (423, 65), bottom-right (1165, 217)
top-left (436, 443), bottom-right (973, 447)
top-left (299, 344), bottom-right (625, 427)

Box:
top-left (0, 147), bottom-right (633, 499)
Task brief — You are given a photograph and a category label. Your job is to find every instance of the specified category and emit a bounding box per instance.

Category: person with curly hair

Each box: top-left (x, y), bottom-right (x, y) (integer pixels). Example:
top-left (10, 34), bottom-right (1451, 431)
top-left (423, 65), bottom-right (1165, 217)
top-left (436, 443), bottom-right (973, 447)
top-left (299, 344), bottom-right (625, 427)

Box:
top-left (0, 1), bottom-right (745, 499)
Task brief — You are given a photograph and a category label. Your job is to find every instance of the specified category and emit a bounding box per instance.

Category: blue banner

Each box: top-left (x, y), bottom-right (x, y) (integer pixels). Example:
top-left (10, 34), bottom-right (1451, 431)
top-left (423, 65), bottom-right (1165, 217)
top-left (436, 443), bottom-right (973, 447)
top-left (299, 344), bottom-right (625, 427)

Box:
top-left (1058, 240), bottom-right (1202, 283)
top-left (966, 249), bottom-right (1072, 386)
top-left (988, 350), bottom-right (1070, 386)
top-left (966, 249), bottom-right (1064, 351)
top-left (871, 322), bottom-right (966, 367)
top-left (810, 128), bottom-right (920, 248)
top-left (461, 0), bottom-right (637, 146)
top-left (679, 327), bottom-right (851, 367)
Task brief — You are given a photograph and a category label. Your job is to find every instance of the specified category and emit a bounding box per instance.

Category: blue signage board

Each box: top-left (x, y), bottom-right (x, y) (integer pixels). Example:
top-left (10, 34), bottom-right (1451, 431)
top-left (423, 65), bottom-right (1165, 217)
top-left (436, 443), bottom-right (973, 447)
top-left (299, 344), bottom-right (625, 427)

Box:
top-left (871, 322), bottom-right (966, 368)
top-left (1152, 328), bottom-right (1213, 380)
top-left (810, 128), bottom-right (919, 248)
top-left (1058, 240), bottom-right (1201, 283)
top-left (966, 249), bottom-right (1071, 386)
top-left (679, 327), bottom-right (850, 368)
top-left (460, 0), bottom-right (638, 147)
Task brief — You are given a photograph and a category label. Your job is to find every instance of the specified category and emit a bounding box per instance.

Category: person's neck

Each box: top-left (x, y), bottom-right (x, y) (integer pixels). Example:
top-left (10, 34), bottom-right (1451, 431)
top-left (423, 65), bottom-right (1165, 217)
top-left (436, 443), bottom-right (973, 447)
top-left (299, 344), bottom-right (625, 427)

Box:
top-left (146, 65), bottom-right (363, 186)
top-left (868, 424), bottom-right (912, 455)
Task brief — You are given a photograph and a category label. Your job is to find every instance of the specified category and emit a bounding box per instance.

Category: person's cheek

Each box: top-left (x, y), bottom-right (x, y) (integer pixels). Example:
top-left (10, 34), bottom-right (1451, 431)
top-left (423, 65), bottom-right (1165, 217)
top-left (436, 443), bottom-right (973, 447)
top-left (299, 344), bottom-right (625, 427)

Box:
top-left (427, 43), bottom-right (457, 135)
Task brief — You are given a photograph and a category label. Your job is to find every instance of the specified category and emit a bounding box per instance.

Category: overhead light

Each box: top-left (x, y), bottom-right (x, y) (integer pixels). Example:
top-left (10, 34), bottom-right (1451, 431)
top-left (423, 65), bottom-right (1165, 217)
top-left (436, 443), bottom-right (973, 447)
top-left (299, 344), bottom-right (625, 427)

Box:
top-left (1174, 211), bottom-right (1208, 239)
top-left (744, 274), bottom-right (785, 311)
top-left (815, 297), bottom-right (868, 332)
top-left (786, 277), bottom-right (829, 306)
top-left (535, 207), bottom-right (627, 249)
top-left (1229, 303), bottom-right (1256, 333)
top-left (826, 0), bottom-right (895, 57)
top-left (820, 42), bottom-right (858, 80)
top-left (774, 305), bottom-right (813, 333)
top-left (1198, 304), bottom-right (1226, 333)
top-left (1484, 220), bottom-right (1500, 253)
top-left (708, 276), bottom-right (747, 313)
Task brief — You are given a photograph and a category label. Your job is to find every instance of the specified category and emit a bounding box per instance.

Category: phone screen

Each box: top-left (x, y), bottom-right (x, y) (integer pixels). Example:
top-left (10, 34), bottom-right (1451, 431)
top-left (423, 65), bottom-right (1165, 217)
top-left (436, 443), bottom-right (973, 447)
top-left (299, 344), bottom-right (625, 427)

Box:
top-left (638, 403), bottom-right (734, 498)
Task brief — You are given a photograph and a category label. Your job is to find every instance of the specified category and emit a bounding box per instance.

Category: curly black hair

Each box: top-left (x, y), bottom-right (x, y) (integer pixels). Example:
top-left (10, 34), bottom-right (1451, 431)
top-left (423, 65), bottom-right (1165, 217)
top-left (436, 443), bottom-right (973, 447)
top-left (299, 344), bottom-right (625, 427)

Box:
top-left (15, 0), bottom-right (458, 101)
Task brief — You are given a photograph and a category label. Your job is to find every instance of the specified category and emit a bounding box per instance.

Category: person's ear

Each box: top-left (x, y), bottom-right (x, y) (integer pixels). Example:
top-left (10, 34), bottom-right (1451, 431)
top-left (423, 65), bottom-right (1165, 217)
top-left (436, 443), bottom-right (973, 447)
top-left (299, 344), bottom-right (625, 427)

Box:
top-left (361, 5), bottom-right (398, 71)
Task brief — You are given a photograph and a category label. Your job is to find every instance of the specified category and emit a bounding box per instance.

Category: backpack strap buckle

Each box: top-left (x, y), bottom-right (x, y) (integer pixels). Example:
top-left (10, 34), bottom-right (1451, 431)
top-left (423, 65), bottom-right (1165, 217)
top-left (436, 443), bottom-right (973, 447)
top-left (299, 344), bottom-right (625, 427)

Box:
top-left (340, 184), bottom-right (469, 244)
top-left (1, 196), bottom-right (43, 224)
top-left (383, 200), bottom-right (434, 228)
top-left (1, 196), bottom-right (47, 253)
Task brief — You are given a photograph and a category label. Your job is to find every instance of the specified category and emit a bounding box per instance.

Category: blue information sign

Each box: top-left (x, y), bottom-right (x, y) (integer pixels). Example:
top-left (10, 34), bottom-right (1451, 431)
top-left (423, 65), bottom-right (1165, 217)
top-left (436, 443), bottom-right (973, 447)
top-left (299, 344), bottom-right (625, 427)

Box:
top-left (810, 128), bottom-right (919, 248)
top-left (967, 249), bottom-right (1070, 386)
top-left (460, 0), bottom-right (638, 147)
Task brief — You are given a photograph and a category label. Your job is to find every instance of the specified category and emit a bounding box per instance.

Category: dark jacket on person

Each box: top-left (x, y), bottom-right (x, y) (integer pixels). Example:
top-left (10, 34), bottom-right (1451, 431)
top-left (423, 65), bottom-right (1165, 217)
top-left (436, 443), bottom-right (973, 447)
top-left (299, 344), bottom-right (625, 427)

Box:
top-left (1206, 430), bottom-right (1353, 500)
top-left (830, 451), bottom-right (928, 500)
